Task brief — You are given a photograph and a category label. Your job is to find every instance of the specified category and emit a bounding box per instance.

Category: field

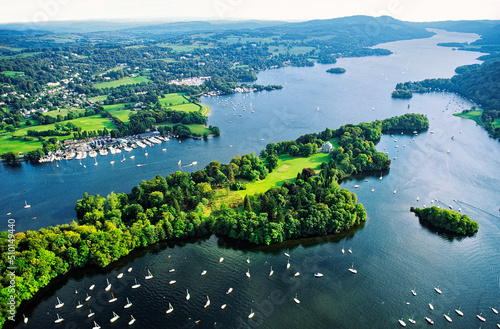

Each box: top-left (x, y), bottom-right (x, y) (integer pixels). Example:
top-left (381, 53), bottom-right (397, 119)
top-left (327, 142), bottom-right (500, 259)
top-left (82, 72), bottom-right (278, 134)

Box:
top-left (109, 109), bottom-right (134, 123)
top-left (0, 52), bottom-right (42, 60)
top-left (1, 71), bottom-right (25, 77)
top-left (453, 110), bottom-right (483, 125)
top-left (89, 95), bottom-right (108, 102)
top-left (93, 76), bottom-right (151, 89)
top-left (102, 103), bottom-right (134, 111)
top-left (0, 114), bottom-right (117, 155)
top-left (235, 152), bottom-right (332, 197)
top-left (160, 123), bottom-right (212, 136)
top-left (44, 107), bottom-right (86, 118)
top-left (159, 93), bottom-right (190, 106)
top-left (231, 65), bottom-right (249, 70)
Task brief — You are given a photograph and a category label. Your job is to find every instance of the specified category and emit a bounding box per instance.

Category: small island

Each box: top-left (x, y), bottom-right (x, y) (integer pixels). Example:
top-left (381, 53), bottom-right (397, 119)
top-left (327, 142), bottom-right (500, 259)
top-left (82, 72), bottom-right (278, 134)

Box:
top-left (326, 67), bottom-right (346, 74)
top-left (410, 206), bottom-right (479, 235)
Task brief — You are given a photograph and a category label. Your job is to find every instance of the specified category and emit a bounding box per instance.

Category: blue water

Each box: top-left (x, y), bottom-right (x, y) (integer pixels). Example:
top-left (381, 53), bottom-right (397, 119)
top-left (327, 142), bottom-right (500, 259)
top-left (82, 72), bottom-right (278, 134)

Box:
top-left (4, 30), bottom-right (500, 329)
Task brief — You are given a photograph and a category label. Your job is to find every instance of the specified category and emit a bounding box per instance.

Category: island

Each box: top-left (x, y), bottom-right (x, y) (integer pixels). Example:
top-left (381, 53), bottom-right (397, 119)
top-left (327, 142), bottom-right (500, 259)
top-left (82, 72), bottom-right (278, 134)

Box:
top-left (326, 67), bottom-right (346, 74)
top-left (0, 113), bottom-right (429, 325)
top-left (410, 206), bottom-right (479, 235)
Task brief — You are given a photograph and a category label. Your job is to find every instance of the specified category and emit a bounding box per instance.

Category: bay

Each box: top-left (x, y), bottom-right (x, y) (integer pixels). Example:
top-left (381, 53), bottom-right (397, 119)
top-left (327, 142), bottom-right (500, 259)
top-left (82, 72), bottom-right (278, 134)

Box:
top-left (5, 29), bottom-right (500, 329)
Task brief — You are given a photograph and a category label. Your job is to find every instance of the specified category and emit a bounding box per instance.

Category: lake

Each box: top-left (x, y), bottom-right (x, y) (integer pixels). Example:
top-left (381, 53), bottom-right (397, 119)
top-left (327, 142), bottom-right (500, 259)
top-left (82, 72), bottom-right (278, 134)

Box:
top-left (4, 29), bottom-right (500, 328)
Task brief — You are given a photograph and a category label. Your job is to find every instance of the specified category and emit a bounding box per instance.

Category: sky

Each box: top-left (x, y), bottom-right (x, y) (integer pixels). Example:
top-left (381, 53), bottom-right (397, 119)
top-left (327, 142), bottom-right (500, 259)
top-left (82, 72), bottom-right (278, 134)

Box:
top-left (0, 0), bottom-right (499, 24)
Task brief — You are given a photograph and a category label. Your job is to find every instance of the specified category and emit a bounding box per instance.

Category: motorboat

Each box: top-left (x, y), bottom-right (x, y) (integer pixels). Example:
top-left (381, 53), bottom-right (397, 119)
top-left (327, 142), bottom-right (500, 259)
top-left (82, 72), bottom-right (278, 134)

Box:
top-left (314, 272), bottom-right (323, 278)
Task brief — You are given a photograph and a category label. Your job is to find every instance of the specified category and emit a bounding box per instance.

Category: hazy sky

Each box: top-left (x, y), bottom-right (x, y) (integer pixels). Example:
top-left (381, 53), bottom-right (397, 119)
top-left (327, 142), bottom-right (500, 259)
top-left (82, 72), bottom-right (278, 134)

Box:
top-left (1, 0), bottom-right (499, 24)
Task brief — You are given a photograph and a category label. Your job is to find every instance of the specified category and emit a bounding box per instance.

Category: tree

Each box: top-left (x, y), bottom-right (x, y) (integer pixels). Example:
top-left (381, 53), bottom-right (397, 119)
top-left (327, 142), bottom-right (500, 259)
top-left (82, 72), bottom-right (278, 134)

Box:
top-left (243, 195), bottom-right (252, 211)
top-left (1, 151), bottom-right (18, 163)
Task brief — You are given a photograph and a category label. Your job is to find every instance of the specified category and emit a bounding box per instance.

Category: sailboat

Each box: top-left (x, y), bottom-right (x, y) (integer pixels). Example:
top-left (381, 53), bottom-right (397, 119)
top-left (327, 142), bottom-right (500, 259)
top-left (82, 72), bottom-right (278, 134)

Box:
top-left (109, 292), bottom-right (117, 303)
top-left (246, 269), bottom-right (251, 278)
top-left (92, 321), bottom-right (101, 329)
top-left (314, 272), bottom-right (324, 278)
top-left (166, 303), bottom-right (174, 314)
top-left (269, 266), bottom-right (274, 276)
top-left (221, 304), bottom-right (227, 309)
top-left (226, 287), bottom-right (233, 294)
top-left (294, 272), bottom-right (300, 277)
top-left (128, 315), bottom-right (136, 325)
top-left (132, 278), bottom-right (141, 289)
top-left (117, 273), bottom-right (123, 279)
top-left (341, 246), bottom-right (345, 254)
top-left (89, 284), bottom-right (95, 290)
top-left (124, 297), bottom-right (132, 308)
top-left (85, 293), bottom-right (91, 301)
top-left (186, 289), bottom-right (190, 301)
top-left (444, 313), bottom-right (452, 322)
top-left (88, 309), bottom-right (95, 318)
top-left (110, 311), bottom-right (120, 323)
top-left (121, 154), bottom-right (126, 162)
top-left (169, 280), bottom-right (176, 285)
top-left (492, 307), bottom-right (499, 314)
top-left (54, 313), bottom-right (64, 324)
top-left (455, 308), bottom-right (464, 316)
top-left (348, 247), bottom-right (352, 254)
top-left (144, 150), bottom-right (148, 156)
top-left (145, 269), bottom-right (153, 280)
top-left (398, 318), bottom-right (406, 327)
top-left (24, 201), bottom-right (31, 208)
top-left (201, 270), bottom-right (207, 276)
top-left (94, 158), bottom-right (98, 166)
top-left (434, 286), bottom-right (442, 294)
top-left (429, 303), bottom-right (434, 310)
top-left (348, 263), bottom-right (357, 274)
top-left (477, 313), bottom-right (486, 322)
top-left (76, 300), bottom-right (83, 309)
top-left (287, 259), bottom-right (290, 269)
top-left (424, 317), bottom-right (434, 325)
top-left (246, 257), bottom-right (250, 264)
top-left (55, 297), bottom-right (64, 308)
top-left (248, 309), bottom-right (255, 319)
top-left (284, 248), bottom-right (290, 257)
top-left (23, 314), bottom-right (28, 324)
top-left (411, 289), bottom-right (417, 296)
top-left (178, 160), bottom-right (181, 166)
top-left (204, 296), bottom-right (211, 308)
top-left (105, 278), bottom-right (112, 291)
top-left (294, 294), bottom-right (300, 304)
top-left (219, 257), bottom-right (224, 263)
top-left (127, 267), bottom-right (132, 272)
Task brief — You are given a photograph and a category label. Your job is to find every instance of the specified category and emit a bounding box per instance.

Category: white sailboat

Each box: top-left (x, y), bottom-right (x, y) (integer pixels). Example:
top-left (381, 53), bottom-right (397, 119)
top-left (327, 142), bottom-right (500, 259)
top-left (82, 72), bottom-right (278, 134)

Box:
top-left (226, 287), bottom-right (233, 294)
top-left (294, 294), bottom-right (300, 304)
top-left (166, 303), bottom-right (174, 314)
top-left (429, 303), bottom-right (434, 310)
top-left (128, 315), bottom-right (136, 325)
top-left (88, 309), bottom-right (95, 318)
top-left (348, 263), bottom-right (357, 274)
top-left (248, 309), bottom-right (255, 319)
top-left (186, 289), bottom-right (190, 301)
top-left (219, 257), bottom-right (224, 263)
top-left (109, 292), bottom-right (117, 303)
top-left (145, 269), bottom-right (153, 280)
top-left (246, 269), bottom-right (251, 278)
top-left (221, 304), bottom-right (227, 309)
top-left (24, 201), bottom-right (31, 208)
top-left (424, 317), bottom-right (434, 325)
top-left (23, 314), bottom-right (28, 324)
top-left (204, 296), bottom-right (210, 308)
top-left (169, 280), bottom-right (176, 285)
top-left (92, 321), bottom-right (101, 329)
top-left (341, 246), bottom-right (345, 254)
top-left (411, 289), bottom-right (417, 296)
top-left (127, 267), bottom-right (132, 272)
top-left (110, 311), bottom-right (120, 323)
top-left (201, 270), bottom-right (207, 276)
top-left (408, 317), bottom-right (416, 324)
top-left (55, 297), bottom-right (64, 309)
top-left (89, 284), bottom-right (95, 290)
top-left (434, 286), bottom-right (442, 294)
top-left (398, 318), bottom-right (406, 327)
top-left (444, 313), bottom-right (452, 322)
top-left (132, 278), bottom-right (141, 289)
top-left (246, 257), bottom-right (250, 264)
top-left (76, 300), bottom-right (83, 309)
top-left (54, 313), bottom-right (64, 324)
top-left (455, 308), bottom-right (463, 316)
top-left (294, 272), bottom-right (300, 277)
top-left (477, 313), bottom-right (486, 322)
top-left (492, 307), bottom-right (499, 314)
top-left (348, 247), bottom-right (352, 254)
top-left (314, 272), bottom-right (324, 278)
top-left (117, 273), bottom-right (123, 279)
top-left (85, 293), bottom-right (91, 301)
top-left (124, 297), bottom-right (132, 308)
top-left (269, 266), bottom-right (274, 276)
top-left (284, 248), bottom-right (290, 257)
top-left (286, 259), bottom-right (291, 269)
top-left (105, 278), bottom-right (112, 291)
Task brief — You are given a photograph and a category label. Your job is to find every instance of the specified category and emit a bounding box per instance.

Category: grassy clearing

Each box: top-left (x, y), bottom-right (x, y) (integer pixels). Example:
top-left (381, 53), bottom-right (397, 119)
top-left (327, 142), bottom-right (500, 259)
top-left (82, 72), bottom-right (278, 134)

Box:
top-left (235, 153), bottom-right (332, 197)
top-left (109, 109), bottom-right (134, 123)
top-left (44, 107), bottom-right (85, 118)
top-left (102, 103), bottom-right (134, 111)
top-left (1, 71), bottom-right (24, 77)
top-left (270, 46), bottom-right (316, 56)
top-left (0, 52), bottom-right (42, 60)
top-left (90, 95), bottom-right (108, 102)
top-left (170, 103), bottom-right (202, 112)
top-left (93, 76), bottom-right (151, 89)
top-left (160, 123), bottom-right (212, 136)
top-left (159, 93), bottom-right (189, 107)
top-left (453, 110), bottom-right (483, 126)
top-left (230, 65), bottom-right (249, 70)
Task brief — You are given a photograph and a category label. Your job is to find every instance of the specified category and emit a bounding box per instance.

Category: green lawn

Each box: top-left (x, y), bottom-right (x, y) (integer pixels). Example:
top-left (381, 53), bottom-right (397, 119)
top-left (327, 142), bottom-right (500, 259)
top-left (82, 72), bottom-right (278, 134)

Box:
top-left (1, 71), bottom-right (24, 77)
top-left (230, 65), bottom-right (249, 70)
top-left (90, 95), bottom-right (108, 102)
top-left (0, 52), bottom-right (42, 60)
top-left (169, 103), bottom-right (202, 112)
top-left (453, 110), bottom-right (483, 126)
top-left (109, 109), bottom-right (134, 123)
top-left (160, 123), bottom-right (212, 136)
top-left (44, 107), bottom-right (86, 118)
top-left (235, 153), bottom-right (332, 197)
top-left (102, 103), bottom-right (134, 111)
top-left (93, 76), bottom-right (151, 89)
top-left (159, 93), bottom-right (190, 107)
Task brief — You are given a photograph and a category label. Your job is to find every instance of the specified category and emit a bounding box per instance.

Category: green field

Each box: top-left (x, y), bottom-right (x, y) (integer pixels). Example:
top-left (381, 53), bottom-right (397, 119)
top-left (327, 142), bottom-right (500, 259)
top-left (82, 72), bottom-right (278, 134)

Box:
top-left (44, 107), bottom-right (86, 118)
top-left (93, 76), bottom-right (151, 89)
top-left (159, 93), bottom-right (190, 106)
top-left (0, 114), bottom-right (117, 154)
top-left (1, 71), bottom-right (25, 77)
top-left (109, 109), bottom-right (134, 123)
top-left (89, 95), bottom-right (108, 102)
top-left (170, 103), bottom-right (202, 112)
top-left (231, 65), bottom-right (249, 70)
top-left (0, 52), bottom-right (42, 60)
top-left (453, 110), bottom-right (483, 125)
top-left (102, 103), bottom-right (134, 111)
top-left (235, 153), bottom-right (332, 197)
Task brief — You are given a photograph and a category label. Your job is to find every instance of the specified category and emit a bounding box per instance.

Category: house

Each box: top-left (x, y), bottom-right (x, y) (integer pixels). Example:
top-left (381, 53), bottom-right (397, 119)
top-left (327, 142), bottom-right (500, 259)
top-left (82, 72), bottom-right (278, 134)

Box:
top-left (320, 141), bottom-right (333, 153)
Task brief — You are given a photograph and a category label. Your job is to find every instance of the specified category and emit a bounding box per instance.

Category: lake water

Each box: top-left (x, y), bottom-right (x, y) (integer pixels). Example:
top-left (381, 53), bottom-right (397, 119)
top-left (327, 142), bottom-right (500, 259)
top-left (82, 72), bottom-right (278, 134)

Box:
top-left (4, 30), bottom-right (500, 328)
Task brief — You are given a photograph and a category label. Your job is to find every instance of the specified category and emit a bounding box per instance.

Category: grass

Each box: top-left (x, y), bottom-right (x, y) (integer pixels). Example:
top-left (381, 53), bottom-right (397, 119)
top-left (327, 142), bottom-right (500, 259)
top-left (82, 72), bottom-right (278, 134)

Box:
top-left (230, 65), bottom-right (249, 70)
top-left (109, 109), bottom-right (134, 123)
top-left (93, 76), bottom-right (151, 89)
top-left (44, 107), bottom-right (86, 118)
top-left (1, 71), bottom-right (24, 77)
top-left (157, 43), bottom-right (212, 52)
top-left (89, 95), bottom-right (108, 102)
top-left (235, 153), bottom-right (332, 197)
top-left (170, 103), bottom-right (202, 112)
top-left (160, 123), bottom-right (212, 136)
top-left (453, 110), bottom-right (483, 126)
top-left (0, 52), bottom-right (42, 60)
top-left (102, 103), bottom-right (134, 111)
top-left (159, 93), bottom-right (190, 107)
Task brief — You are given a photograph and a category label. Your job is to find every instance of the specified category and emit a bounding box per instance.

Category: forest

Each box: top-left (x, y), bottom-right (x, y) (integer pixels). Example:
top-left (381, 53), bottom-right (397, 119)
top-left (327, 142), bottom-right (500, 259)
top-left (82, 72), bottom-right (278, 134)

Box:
top-left (410, 206), bottom-right (479, 235)
top-left (0, 113), bottom-right (429, 328)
